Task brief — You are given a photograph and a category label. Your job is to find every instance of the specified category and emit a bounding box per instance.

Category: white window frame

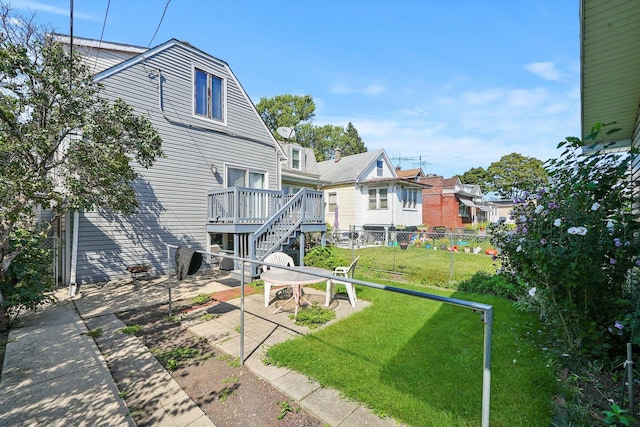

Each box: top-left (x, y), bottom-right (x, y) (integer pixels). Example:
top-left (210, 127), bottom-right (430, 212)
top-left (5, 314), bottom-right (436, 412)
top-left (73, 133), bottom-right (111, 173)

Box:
top-left (193, 65), bottom-right (227, 125)
top-left (379, 188), bottom-right (388, 209)
top-left (328, 192), bottom-right (337, 213)
top-left (225, 164), bottom-right (267, 189)
top-left (402, 188), bottom-right (418, 209)
top-left (368, 189), bottom-right (377, 209)
top-left (368, 188), bottom-right (388, 210)
top-left (376, 160), bottom-right (383, 177)
top-left (292, 148), bottom-right (301, 170)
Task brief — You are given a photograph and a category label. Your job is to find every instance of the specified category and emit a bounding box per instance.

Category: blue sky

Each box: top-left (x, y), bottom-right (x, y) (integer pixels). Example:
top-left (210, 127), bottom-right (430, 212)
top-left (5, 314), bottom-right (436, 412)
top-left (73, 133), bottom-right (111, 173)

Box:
top-left (13, 0), bottom-right (581, 177)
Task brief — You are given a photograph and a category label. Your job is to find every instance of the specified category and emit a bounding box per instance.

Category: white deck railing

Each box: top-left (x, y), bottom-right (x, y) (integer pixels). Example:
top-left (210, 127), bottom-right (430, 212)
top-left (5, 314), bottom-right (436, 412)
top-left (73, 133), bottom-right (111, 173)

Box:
top-left (207, 187), bottom-right (324, 224)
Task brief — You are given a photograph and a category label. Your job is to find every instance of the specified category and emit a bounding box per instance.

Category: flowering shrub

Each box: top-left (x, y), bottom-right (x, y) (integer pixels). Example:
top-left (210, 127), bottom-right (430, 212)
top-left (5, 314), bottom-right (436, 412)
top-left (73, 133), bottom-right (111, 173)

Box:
top-left (491, 132), bottom-right (640, 359)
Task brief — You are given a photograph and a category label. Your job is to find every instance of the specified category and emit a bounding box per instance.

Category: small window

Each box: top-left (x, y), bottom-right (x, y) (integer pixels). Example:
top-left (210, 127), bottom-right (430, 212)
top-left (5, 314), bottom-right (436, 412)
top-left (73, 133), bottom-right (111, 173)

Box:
top-left (402, 188), bottom-right (418, 209)
top-left (368, 189), bottom-right (377, 209)
top-left (459, 204), bottom-right (471, 217)
top-left (379, 188), bottom-right (388, 209)
top-left (292, 149), bottom-right (300, 170)
top-left (376, 160), bottom-right (383, 177)
top-left (194, 68), bottom-right (224, 122)
top-left (328, 192), bottom-right (337, 213)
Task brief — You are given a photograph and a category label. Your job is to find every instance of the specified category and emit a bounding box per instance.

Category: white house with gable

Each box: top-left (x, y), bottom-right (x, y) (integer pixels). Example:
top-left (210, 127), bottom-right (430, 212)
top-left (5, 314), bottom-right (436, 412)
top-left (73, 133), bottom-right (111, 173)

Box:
top-left (317, 148), bottom-right (426, 232)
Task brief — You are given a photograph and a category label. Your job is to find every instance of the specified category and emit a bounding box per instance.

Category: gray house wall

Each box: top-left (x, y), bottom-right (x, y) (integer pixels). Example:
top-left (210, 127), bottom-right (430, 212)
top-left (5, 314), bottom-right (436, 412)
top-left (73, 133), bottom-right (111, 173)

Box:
top-left (69, 40), bottom-right (281, 284)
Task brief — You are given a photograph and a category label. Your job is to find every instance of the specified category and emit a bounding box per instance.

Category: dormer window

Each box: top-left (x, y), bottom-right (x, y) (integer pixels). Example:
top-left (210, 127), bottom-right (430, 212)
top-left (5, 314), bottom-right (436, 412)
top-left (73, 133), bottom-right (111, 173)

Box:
top-left (194, 67), bottom-right (225, 123)
top-left (292, 148), bottom-right (300, 170)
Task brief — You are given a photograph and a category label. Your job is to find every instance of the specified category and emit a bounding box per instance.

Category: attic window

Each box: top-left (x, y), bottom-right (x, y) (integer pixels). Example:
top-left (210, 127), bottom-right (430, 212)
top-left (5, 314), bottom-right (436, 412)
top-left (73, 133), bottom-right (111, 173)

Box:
top-left (194, 67), bottom-right (225, 123)
top-left (376, 160), bottom-right (383, 176)
top-left (292, 148), bottom-right (300, 170)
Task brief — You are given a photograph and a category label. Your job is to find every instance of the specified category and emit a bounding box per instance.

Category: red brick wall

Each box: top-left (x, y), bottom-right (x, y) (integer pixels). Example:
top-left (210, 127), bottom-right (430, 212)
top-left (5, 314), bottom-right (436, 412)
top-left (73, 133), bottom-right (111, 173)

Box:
top-left (421, 176), bottom-right (468, 231)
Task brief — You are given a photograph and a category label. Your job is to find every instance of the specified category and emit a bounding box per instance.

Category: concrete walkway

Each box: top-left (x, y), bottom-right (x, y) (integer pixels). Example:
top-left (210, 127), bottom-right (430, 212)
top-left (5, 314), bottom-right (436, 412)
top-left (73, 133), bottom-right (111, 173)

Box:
top-left (0, 272), bottom-right (404, 426)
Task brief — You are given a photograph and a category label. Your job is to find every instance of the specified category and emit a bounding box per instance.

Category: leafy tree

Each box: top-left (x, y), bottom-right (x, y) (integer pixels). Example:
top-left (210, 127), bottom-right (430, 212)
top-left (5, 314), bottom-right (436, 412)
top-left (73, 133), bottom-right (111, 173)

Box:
top-left (255, 94), bottom-right (315, 139)
top-left (292, 122), bottom-right (367, 162)
top-left (256, 94), bottom-right (367, 161)
top-left (487, 153), bottom-right (548, 200)
top-left (0, 5), bottom-right (163, 329)
top-left (459, 167), bottom-right (491, 193)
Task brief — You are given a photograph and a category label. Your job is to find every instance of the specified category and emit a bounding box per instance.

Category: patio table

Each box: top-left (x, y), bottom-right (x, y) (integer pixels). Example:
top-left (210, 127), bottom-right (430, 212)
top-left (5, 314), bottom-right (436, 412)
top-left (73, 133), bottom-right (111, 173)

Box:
top-left (260, 266), bottom-right (331, 317)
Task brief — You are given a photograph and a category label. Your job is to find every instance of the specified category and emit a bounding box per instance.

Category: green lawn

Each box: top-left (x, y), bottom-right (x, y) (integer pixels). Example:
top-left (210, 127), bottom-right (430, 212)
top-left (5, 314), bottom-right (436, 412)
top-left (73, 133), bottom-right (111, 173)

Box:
top-left (335, 245), bottom-right (496, 287)
top-left (268, 247), bottom-right (555, 426)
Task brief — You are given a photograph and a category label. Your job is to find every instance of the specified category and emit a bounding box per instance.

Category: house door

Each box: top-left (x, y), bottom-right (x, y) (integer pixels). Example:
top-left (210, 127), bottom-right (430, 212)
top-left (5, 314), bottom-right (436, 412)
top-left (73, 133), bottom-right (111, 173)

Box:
top-left (226, 167), bottom-right (267, 218)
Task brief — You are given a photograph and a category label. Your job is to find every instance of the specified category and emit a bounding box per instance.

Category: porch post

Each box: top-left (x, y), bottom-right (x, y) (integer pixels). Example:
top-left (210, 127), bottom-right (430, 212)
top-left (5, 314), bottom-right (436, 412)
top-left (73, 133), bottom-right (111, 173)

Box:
top-left (299, 232), bottom-right (305, 266)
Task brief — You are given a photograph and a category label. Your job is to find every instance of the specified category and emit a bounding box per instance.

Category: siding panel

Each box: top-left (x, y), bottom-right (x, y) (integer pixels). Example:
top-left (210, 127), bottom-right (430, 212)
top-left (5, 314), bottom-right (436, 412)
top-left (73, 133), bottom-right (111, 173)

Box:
top-left (73, 42), bottom-right (280, 283)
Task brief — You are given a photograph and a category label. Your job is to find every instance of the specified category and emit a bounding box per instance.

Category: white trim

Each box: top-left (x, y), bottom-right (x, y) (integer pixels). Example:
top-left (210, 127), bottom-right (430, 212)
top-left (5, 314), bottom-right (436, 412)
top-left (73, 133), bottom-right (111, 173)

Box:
top-left (224, 163), bottom-right (268, 189)
top-left (192, 64), bottom-right (228, 126)
top-left (53, 34), bottom-right (146, 54)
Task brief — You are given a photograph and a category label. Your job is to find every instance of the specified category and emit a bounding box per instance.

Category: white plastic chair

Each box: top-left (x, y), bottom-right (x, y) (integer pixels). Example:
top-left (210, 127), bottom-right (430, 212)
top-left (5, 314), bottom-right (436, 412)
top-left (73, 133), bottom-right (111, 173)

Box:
top-left (261, 252), bottom-right (295, 307)
top-left (326, 256), bottom-right (360, 307)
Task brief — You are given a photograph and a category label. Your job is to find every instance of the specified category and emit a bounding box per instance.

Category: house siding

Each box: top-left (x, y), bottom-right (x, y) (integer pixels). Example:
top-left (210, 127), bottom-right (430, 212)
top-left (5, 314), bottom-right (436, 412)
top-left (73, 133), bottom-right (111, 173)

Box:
top-left (71, 42), bottom-right (280, 283)
top-left (324, 185), bottom-right (357, 230)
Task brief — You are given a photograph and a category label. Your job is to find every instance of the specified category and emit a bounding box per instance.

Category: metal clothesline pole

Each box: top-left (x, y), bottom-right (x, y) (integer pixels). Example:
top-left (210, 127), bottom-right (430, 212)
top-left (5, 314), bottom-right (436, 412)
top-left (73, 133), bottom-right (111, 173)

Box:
top-left (163, 243), bottom-right (492, 425)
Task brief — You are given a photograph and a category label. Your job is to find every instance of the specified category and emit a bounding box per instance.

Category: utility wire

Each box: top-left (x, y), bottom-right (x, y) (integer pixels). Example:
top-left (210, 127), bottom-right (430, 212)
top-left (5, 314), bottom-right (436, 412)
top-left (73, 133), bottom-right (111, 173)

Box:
top-left (92, 0), bottom-right (111, 74)
top-left (148, 0), bottom-right (171, 48)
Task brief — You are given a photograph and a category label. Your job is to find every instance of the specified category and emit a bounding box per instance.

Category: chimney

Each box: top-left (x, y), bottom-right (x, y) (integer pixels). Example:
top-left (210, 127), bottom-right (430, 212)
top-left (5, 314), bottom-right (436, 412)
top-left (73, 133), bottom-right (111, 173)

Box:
top-left (334, 146), bottom-right (342, 162)
top-left (395, 165), bottom-right (402, 171)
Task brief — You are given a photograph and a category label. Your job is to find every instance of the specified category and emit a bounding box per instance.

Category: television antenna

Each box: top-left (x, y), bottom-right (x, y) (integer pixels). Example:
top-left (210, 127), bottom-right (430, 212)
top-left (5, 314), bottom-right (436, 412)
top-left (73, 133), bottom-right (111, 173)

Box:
top-left (391, 153), bottom-right (429, 169)
top-left (276, 126), bottom-right (296, 142)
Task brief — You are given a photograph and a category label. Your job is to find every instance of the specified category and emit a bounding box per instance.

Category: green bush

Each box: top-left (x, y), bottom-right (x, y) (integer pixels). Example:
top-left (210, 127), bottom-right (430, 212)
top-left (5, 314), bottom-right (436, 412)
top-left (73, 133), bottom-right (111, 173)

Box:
top-left (303, 246), bottom-right (345, 270)
top-left (0, 229), bottom-right (55, 324)
top-left (491, 126), bottom-right (640, 360)
top-left (458, 271), bottom-right (527, 300)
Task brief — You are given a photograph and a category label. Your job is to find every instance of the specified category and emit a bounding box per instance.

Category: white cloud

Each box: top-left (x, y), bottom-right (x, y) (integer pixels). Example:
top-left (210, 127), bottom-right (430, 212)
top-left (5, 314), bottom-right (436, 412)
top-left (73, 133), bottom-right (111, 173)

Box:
top-left (463, 90), bottom-right (502, 105)
top-left (399, 107), bottom-right (429, 117)
top-left (12, 0), bottom-right (98, 21)
top-left (329, 80), bottom-right (387, 96)
top-left (363, 83), bottom-right (387, 95)
top-left (524, 61), bottom-right (562, 80)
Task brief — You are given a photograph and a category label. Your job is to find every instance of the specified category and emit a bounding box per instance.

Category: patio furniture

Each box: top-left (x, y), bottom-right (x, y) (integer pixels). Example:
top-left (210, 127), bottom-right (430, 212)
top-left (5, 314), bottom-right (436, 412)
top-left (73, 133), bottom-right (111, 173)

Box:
top-left (260, 266), bottom-right (331, 316)
top-left (261, 252), bottom-right (295, 307)
top-left (326, 256), bottom-right (360, 307)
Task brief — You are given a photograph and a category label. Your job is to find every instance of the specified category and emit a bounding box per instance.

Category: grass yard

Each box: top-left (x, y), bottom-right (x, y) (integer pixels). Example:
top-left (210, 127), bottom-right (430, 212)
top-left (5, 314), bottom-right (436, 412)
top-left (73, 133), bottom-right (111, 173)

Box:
top-left (336, 245), bottom-right (496, 287)
top-left (267, 246), bottom-right (555, 426)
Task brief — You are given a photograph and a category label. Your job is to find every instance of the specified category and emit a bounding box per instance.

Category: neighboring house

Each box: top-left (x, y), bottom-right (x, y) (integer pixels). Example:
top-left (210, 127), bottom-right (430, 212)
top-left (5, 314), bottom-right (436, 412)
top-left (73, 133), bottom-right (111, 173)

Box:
top-left (280, 143), bottom-right (327, 193)
top-left (420, 175), bottom-right (494, 231)
top-left (580, 1), bottom-right (640, 208)
top-left (395, 167), bottom-right (426, 183)
top-left (317, 148), bottom-right (426, 231)
top-left (53, 35), bottom-right (325, 284)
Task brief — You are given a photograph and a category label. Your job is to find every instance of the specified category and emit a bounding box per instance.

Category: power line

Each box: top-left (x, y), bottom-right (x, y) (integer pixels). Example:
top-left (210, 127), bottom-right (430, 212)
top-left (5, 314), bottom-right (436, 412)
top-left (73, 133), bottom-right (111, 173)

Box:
top-left (92, 0), bottom-right (111, 74)
top-left (148, 0), bottom-right (171, 48)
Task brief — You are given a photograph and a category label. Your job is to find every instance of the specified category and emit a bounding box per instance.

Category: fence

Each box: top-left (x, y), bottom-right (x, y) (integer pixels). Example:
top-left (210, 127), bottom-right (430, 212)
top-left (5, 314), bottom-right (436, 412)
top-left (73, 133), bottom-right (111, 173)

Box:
top-left (325, 227), bottom-right (495, 279)
top-left (165, 243), bottom-right (493, 427)
top-left (328, 227), bottom-right (492, 249)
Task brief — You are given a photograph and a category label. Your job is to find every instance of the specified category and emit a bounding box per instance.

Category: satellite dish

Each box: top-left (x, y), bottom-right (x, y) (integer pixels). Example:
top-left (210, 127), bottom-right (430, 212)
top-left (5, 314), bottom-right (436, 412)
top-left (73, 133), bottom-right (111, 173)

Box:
top-left (277, 126), bottom-right (296, 140)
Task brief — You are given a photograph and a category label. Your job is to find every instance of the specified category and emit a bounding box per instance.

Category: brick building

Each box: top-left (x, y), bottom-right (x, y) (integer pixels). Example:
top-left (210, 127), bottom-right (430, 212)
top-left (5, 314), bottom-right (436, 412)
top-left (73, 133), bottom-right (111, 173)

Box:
top-left (420, 175), bottom-right (492, 231)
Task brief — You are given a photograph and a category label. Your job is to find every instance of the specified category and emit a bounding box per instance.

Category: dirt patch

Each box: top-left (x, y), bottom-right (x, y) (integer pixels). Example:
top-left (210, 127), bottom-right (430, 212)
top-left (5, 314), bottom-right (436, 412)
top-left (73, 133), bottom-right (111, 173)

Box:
top-left (115, 293), bottom-right (324, 427)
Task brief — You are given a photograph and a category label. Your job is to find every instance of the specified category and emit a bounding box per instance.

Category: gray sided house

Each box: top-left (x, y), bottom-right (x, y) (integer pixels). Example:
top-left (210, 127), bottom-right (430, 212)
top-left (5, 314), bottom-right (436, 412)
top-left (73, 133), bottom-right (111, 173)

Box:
top-left (280, 143), bottom-right (327, 193)
top-left (55, 36), bottom-right (325, 285)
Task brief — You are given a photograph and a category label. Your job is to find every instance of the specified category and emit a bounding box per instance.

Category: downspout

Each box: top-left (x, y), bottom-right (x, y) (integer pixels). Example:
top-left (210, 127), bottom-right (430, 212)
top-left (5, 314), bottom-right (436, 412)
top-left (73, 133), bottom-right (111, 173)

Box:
top-left (69, 210), bottom-right (79, 296)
